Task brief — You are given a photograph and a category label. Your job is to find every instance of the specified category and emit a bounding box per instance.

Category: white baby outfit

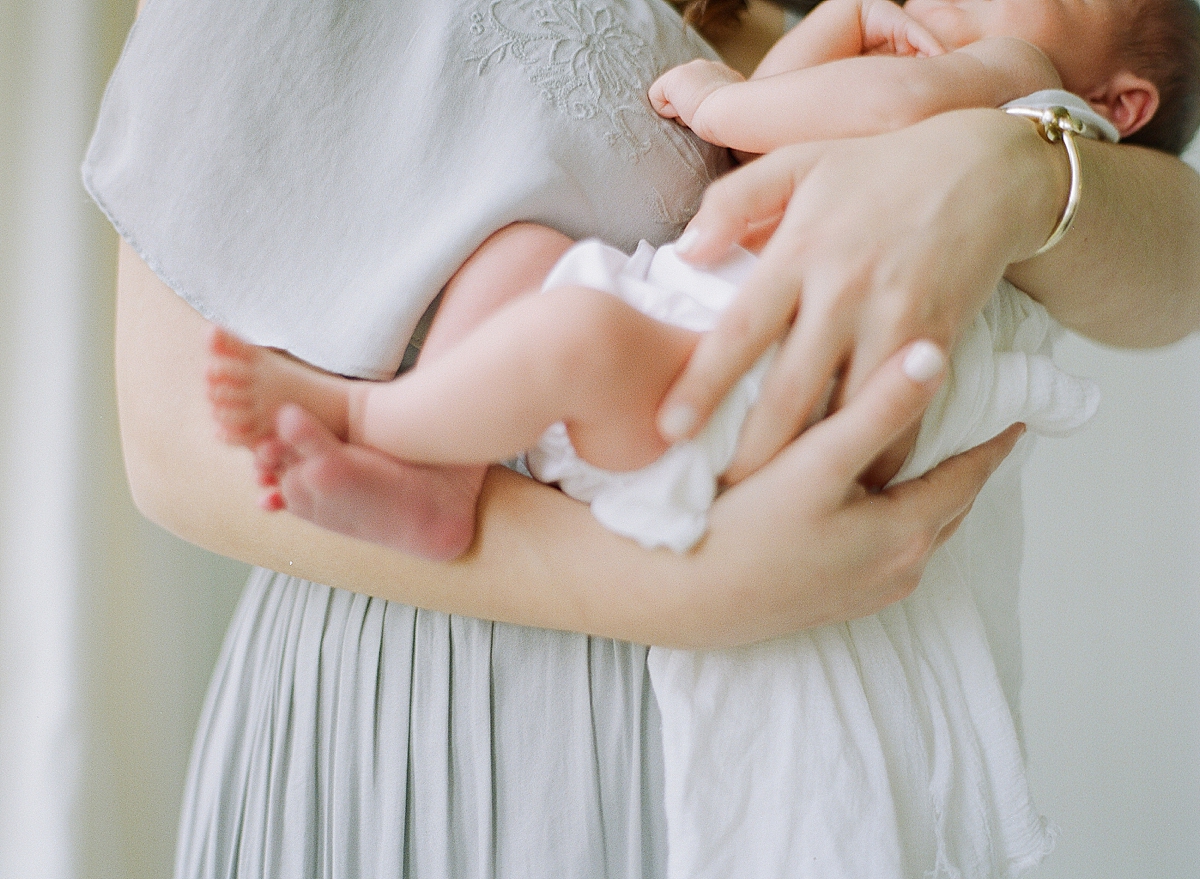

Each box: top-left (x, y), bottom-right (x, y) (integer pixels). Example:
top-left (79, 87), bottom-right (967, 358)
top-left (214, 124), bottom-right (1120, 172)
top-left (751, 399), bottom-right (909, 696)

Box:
top-left (528, 238), bottom-right (1098, 551)
top-left (528, 234), bottom-right (1100, 878)
top-left (528, 240), bottom-right (770, 551)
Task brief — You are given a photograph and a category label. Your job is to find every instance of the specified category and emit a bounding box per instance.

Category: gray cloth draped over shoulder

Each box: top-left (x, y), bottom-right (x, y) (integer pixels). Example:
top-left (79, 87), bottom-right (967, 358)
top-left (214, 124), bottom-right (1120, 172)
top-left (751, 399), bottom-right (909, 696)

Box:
top-left (84, 1), bottom-right (725, 877)
top-left (86, 0), bottom-right (727, 378)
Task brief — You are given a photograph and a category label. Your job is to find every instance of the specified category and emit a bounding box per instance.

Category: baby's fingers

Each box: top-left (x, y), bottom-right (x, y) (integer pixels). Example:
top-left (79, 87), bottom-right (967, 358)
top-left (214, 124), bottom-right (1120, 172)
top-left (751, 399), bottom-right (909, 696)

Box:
top-left (905, 21), bottom-right (945, 58)
top-left (648, 73), bottom-right (681, 119)
top-left (862, 0), bottom-right (945, 58)
top-left (648, 60), bottom-right (743, 126)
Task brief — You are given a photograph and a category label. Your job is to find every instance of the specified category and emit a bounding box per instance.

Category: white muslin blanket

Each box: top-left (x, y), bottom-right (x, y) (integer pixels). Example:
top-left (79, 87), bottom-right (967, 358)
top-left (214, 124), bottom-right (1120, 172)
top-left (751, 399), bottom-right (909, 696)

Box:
top-left (529, 238), bottom-right (1098, 878)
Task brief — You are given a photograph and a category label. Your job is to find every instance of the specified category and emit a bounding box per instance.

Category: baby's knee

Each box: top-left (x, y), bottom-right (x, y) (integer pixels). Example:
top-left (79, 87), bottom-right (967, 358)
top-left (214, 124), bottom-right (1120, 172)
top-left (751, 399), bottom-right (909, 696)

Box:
top-left (535, 285), bottom-right (633, 378)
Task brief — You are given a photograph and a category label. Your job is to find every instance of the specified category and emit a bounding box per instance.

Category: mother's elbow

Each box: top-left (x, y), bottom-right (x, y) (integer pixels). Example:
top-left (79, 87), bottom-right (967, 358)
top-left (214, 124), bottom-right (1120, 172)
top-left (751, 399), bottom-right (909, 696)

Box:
top-left (116, 402), bottom-right (254, 556)
top-left (120, 432), bottom-right (183, 532)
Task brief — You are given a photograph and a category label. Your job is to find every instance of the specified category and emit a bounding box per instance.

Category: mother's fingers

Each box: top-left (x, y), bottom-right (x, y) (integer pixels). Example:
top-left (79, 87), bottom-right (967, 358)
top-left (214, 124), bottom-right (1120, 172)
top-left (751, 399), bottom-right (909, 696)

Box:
top-left (659, 254), bottom-right (804, 442)
top-left (829, 421), bottom-right (1024, 613)
top-left (723, 306), bottom-right (847, 483)
top-left (659, 148), bottom-right (830, 443)
top-left (795, 340), bottom-right (948, 495)
top-left (676, 144), bottom-right (818, 265)
top-left (884, 422), bottom-right (1026, 542)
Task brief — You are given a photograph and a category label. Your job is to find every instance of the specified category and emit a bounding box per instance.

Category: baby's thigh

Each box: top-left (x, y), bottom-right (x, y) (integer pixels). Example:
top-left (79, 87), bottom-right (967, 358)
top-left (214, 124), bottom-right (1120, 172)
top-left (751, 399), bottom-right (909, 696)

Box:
top-left (536, 285), bottom-right (698, 469)
top-left (427, 223), bottom-right (575, 358)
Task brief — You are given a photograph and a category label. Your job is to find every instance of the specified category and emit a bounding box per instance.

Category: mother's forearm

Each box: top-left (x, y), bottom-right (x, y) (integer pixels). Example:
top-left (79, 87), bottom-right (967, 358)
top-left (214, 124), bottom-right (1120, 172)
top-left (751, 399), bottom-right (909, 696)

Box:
top-left (116, 239), bottom-right (822, 648)
top-left (1007, 138), bottom-right (1200, 347)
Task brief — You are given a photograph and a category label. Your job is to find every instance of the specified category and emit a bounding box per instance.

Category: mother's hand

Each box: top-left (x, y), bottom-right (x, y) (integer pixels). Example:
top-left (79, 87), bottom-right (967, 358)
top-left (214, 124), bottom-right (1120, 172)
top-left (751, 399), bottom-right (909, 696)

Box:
top-left (658, 109), bottom-right (1064, 483)
top-left (680, 341), bottom-right (1023, 646)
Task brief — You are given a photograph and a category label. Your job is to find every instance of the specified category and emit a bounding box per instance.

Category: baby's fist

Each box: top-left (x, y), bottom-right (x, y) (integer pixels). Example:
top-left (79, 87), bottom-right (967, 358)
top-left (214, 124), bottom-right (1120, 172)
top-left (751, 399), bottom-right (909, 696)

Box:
top-left (649, 59), bottom-right (745, 133)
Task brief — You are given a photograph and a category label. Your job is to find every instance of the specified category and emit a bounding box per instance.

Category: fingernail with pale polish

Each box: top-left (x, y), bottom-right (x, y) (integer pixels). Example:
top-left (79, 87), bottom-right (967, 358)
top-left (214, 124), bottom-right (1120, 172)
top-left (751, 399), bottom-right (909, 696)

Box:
top-left (659, 404), bottom-right (697, 441)
top-left (902, 341), bottom-right (946, 383)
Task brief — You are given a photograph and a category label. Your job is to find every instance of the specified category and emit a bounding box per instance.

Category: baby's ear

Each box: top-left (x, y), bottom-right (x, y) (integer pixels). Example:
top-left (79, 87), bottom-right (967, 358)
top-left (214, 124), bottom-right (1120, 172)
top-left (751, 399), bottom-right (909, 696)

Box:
top-left (1086, 71), bottom-right (1160, 139)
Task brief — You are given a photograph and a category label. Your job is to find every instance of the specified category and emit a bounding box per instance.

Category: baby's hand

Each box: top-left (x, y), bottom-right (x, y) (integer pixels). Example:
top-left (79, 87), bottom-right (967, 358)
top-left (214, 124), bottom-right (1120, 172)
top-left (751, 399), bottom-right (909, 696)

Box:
top-left (861, 0), bottom-right (943, 57)
top-left (649, 59), bottom-right (746, 143)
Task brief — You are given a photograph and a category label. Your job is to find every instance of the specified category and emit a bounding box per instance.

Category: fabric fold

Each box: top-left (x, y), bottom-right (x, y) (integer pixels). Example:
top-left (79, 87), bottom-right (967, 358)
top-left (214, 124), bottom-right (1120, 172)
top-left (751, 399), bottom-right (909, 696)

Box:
top-left (648, 281), bottom-right (1093, 878)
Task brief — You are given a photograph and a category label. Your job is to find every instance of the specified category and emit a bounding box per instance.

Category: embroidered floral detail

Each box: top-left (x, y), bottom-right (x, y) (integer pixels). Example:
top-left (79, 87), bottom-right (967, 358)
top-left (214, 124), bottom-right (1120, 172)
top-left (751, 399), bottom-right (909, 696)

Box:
top-left (467, 0), bottom-right (660, 158)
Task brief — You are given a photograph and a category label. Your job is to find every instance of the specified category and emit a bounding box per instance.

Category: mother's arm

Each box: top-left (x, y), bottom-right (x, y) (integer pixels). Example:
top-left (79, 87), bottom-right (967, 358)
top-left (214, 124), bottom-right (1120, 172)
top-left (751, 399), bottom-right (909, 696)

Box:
top-left (117, 238), bottom-right (1015, 649)
top-left (1008, 135), bottom-right (1200, 347)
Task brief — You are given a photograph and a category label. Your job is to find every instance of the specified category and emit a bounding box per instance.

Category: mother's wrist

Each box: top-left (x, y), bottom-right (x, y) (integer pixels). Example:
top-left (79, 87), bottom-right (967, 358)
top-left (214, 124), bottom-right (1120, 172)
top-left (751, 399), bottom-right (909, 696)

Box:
top-left (1006, 106), bottom-right (1086, 256)
top-left (899, 109), bottom-right (1073, 267)
top-left (989, 109), bottom-right (1075, 264)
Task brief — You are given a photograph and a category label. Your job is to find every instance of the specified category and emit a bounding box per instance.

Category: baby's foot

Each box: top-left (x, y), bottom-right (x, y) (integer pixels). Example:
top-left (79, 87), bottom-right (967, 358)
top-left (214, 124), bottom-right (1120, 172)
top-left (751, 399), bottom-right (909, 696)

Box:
top-left (263, 405), bottom-right (484, 561)
top-left (206, 327), bottom-right (351, 449)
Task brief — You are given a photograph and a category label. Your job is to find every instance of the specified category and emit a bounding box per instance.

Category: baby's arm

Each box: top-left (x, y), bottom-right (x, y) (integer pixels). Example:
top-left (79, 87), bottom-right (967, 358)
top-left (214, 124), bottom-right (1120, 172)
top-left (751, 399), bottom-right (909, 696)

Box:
top-left (652, 0), bottom-right (943, 147)
top-left (654, 36), bottom-right (1059, 154)
top-left (754, 0), bottom-right (944, 77)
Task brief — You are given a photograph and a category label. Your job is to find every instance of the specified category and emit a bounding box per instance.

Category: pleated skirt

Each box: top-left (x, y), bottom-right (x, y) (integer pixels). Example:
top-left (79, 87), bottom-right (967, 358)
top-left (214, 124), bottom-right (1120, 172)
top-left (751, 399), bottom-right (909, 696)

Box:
top-left (174, 568), bottom-right (667, 878)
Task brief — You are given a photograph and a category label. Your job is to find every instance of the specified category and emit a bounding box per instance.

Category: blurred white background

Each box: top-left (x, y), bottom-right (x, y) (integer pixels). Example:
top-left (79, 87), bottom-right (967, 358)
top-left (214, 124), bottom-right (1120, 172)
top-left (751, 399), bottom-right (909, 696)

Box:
top-left (1, 1), bottom-right (1197, 876)
top-left (1021, 329), bottom-right (1200, 878)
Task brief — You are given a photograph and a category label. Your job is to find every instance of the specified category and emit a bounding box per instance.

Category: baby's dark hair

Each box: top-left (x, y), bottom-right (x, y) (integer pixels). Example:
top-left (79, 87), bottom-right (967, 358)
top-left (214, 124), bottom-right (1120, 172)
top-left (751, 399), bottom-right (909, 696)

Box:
top-left (669, 0), bottom-right (747, 34)
top-left (669, 0), bottom-right (823, 33)
top-left (1118, 0), bottom-right (1200, 154)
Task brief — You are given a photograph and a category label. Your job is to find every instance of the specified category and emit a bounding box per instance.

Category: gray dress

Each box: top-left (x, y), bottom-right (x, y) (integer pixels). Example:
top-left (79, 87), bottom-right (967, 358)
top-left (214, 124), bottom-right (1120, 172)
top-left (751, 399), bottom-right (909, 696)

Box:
top-left (84, 1), bottom-right (726, 875)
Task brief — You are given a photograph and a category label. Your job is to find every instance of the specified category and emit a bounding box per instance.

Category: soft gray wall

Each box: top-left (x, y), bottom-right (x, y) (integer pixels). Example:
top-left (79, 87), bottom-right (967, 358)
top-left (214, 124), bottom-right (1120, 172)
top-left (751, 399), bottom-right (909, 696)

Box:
top-left (1020, 141), bottom-right (1200, 879)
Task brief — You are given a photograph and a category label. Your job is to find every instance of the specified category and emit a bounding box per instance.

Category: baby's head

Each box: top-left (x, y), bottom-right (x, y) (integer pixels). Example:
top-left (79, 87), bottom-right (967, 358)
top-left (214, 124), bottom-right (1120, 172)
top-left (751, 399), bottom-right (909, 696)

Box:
top-left (1113, 0), bottom-right (1200, 152)
top-left (670, 0), bottom-right (748, 34)
top-left (906, 0), bottom-right (1200, 153)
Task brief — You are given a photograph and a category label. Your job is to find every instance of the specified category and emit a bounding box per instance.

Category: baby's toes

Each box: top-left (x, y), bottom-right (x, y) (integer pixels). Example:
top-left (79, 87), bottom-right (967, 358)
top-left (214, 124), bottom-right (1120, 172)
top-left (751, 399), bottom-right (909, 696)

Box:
top-left (205, 360), bottom-right (253, 400)
top-left (253, 437), bottom-right (287, 485)
top-left (258, 488), bottom-right (286, 512)
top-left (207, 326), bottom-right (259, 363)
top-left (214, 405), bottom-right (266, 444)
top-left (275, 404), bottom-right (340, 459)
top-left (205, 371), bottom-right (256, 423)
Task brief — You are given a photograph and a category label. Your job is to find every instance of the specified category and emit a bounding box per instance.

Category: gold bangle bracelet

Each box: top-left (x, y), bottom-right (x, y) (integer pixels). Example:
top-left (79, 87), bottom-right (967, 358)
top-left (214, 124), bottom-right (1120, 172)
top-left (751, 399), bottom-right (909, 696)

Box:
top-left (1005, 105), bottom-right (1086, 257)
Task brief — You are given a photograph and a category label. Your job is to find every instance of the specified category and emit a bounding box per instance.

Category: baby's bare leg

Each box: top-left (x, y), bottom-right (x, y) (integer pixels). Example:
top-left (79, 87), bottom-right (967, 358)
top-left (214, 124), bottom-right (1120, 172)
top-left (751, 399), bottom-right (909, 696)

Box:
top-left (205, 327), bottom-right (478, 551)
top-left (353, 285), bottom-right (700, 472)
top-left (207, 223), bottom-right (573, 560)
